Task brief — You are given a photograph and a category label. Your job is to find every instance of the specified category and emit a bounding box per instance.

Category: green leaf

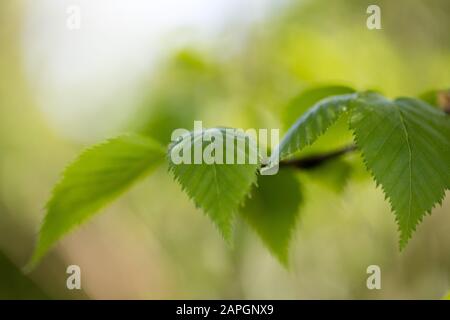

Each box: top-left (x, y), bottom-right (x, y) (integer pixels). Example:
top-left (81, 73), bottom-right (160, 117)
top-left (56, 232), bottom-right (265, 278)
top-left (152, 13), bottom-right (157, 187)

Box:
top-left (240, 169), bottom-right (302, 265)
top-left (282, 85), bottom-right (355, 129)
top-left (28, 134), bottom-right (166, 269)
top-left (168, 128), bottom-right (259, 240)
top-left (350, 93), bottom-right (450, 248)
top-left (274, 93), bottom-right (357, 161)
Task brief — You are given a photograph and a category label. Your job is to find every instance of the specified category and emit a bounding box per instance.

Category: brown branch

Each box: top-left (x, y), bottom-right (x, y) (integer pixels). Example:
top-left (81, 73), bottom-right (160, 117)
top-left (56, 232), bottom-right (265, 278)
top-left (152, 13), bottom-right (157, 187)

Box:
top-left (278, 144), bottom-right (357, 170)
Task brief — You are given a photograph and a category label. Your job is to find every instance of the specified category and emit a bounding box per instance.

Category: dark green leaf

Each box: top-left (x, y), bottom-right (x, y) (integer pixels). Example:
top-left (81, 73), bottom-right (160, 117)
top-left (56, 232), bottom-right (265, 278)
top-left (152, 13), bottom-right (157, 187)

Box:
top-left (0, 251), bottom-right (49, 299)
top-left (350, 93), bottom-right (450, 248)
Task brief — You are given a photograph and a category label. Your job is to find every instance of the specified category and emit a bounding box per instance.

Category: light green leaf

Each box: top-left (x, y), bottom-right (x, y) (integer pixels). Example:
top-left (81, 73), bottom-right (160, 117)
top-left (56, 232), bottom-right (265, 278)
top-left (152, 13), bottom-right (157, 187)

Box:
top-left (168, 128), bottom-right (259, 240)
top-left (350, 93), bottom-right (450, 248)
top-left (282, 85), bottom-right (355, 129)
top-left (28, 134), bottom-right (166, 269)
top-left (274, 93), bottom-right (357, 161)
top-left (240, 169), bottom-right (302, 265)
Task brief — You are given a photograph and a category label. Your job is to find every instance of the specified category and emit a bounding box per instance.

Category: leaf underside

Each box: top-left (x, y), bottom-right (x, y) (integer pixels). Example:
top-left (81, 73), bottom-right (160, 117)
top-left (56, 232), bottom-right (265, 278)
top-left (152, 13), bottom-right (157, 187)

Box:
top-left (282, 85), bottom-right (355, 130)
top-left (350, 93), bottom-right (450, 248)
top-left (28, 134), bottom-right (166, 269)
top-left (274, 93), bottom-right (357, 162)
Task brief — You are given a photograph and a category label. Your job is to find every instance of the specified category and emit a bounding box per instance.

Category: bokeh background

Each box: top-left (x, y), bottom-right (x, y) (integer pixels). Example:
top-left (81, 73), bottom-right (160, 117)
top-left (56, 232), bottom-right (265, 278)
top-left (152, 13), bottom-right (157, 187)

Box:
top-left (1, 0), bottom-right (449, 299)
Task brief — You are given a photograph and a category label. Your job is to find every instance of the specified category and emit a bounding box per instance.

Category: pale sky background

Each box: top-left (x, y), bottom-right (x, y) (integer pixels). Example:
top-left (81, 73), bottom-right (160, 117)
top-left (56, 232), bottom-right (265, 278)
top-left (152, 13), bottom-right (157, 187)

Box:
top-left (22, 0), bottom-right (285, 141)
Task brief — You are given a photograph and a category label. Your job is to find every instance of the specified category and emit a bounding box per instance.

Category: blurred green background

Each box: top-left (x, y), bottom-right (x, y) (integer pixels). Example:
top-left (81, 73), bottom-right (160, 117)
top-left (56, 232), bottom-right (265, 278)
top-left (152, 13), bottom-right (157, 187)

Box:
top-left (1, 0), bottom-right (449, 299)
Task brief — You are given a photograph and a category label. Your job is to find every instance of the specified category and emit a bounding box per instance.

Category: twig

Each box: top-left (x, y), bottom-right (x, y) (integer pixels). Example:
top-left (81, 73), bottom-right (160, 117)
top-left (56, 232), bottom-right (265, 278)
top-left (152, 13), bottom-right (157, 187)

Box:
top-left (278, 144), bottom-right (357, 170)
